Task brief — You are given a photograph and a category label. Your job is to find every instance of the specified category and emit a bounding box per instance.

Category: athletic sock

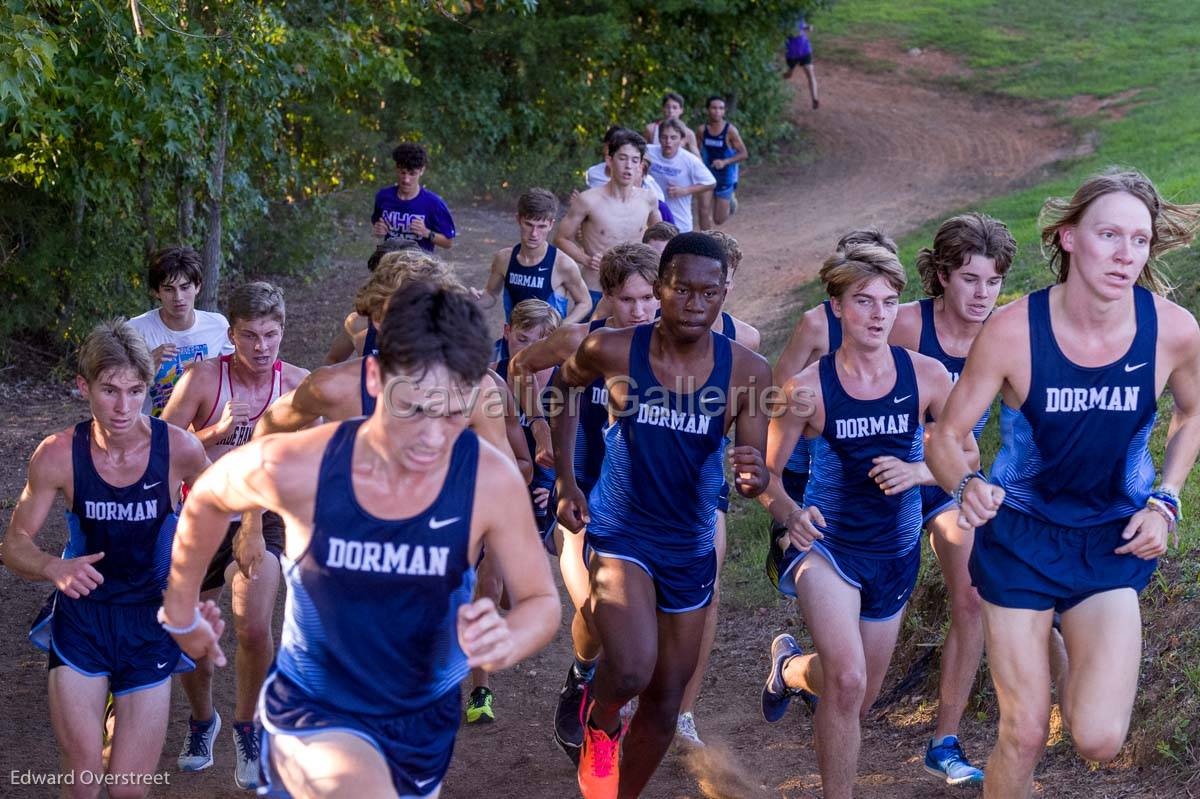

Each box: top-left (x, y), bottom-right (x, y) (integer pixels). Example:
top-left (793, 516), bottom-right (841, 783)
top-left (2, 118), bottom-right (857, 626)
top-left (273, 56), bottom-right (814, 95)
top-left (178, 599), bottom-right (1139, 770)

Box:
top-left (573, 656), bottom-right (597, 683)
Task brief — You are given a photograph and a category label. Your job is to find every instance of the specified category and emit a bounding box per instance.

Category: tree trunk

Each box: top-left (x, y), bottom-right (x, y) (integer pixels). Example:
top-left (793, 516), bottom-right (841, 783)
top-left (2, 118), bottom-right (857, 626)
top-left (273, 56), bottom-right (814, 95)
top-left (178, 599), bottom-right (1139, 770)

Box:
top-left (198, 83), bottom-right (228, 311)
top-left (71, 181), bottom-right (86, 250)
top-left (138, 152), bottom-right (157, 257)
top-left (176, 165), bottom-right (194, 244)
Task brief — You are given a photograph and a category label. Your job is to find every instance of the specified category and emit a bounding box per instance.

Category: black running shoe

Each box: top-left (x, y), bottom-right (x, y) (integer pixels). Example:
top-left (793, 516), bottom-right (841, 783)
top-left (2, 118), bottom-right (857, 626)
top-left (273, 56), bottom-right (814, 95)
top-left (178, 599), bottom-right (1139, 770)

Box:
top-left (764, 519), bottom-right (790, 589)
top-left (553, 663), bottom-right (589, 765)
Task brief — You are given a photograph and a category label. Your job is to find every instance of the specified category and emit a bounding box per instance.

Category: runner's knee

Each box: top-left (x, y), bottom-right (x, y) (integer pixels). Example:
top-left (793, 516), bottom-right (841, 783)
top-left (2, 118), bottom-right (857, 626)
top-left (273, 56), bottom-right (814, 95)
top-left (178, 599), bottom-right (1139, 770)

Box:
top-left (825, 665), bottom-right (867, 712)
top-left (1070, 718), bottom-right (1128, 762)
top-left (1000, 711), bottom-right (1049, 762)
top-left (950, 584), bottom-right (983, 625)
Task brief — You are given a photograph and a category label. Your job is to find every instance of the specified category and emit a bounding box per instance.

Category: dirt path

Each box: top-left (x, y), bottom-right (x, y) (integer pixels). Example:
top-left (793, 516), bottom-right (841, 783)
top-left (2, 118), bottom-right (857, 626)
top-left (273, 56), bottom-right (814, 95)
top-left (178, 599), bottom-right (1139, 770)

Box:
top-left (0, 53), bottom-right (1161, 798)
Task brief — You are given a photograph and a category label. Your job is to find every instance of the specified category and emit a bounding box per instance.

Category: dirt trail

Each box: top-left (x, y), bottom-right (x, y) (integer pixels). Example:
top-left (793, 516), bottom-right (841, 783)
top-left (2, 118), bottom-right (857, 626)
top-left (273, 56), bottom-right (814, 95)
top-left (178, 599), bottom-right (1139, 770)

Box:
top-left (0, 54), bottom-right (1161, 799)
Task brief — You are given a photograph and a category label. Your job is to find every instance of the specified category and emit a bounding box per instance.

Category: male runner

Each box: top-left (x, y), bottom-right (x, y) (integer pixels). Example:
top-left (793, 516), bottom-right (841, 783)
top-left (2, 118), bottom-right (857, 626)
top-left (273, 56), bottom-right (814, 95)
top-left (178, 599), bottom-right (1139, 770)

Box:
top-left (161, 281), bottom-right (308, 788)
top-left (784, 15), bottom-right (820, 109)
top-left (478, 188), bottom-right (591, 323)
top-left (3, 320), bottom-right (209, 798)
top-left (642, 221), bottom-right (680, 256)
top-left (887, 213), bottom-right (1015, 785)
top-left (161, 282), bottom-right (561, 798)
top-left (508, 243), bottom-right (660, 763)
top-left (372, 142), bottom-right (456, 252)
top-left (553, 232), bottom-right (771, 797)
top-left (758, 244), bottom-right (976, 799)
top-left (643, 92), bottom-right (700, 155)
top-left (697, 96), bottom-right (748, 229)
top-left (556, 129), bottom-right (662, 312)
top-left (767, 228), bottom-right (898, 580)
top-left (127, 246), bottom-right (233, 416)
top-left (927, 170), bottom-right (1200, 799)
top-left (646, 119), bottom-right (716, 234)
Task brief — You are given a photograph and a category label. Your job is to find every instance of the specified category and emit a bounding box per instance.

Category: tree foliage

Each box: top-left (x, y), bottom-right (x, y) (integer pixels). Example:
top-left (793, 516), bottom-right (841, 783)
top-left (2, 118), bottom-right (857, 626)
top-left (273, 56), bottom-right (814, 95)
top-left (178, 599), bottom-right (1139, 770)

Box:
top-left (1, 0), bottom-right (824, 351)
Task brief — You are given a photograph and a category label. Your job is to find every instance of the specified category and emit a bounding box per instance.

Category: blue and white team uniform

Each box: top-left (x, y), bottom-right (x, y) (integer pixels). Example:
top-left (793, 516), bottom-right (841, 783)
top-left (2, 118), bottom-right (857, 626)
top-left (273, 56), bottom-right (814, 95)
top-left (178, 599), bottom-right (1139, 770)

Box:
top-left (495, 349), bottom-right (557, 550)
top-left (773, 347), bottom-right (924, 622)
top-left (361, 320), bottom-right (379, 415)
top-left (258, 419), bottom-right (479, 797)
top-left (586, 324), bottom-right (731, 613)
top-left (502, 244), bottom-right (569, 320)
top-left (573, 318), bottom-right (614, 500)
top-left (915, 298), bottom-right (991, 524)
top-left (701, 123), bottom-right (739, 200)
top-left (973, 287), bottom-right (1159, 611)
top-left (30, 418), bottom-right (194, 693)
top-left (371, 186), bottom-right (456, 253)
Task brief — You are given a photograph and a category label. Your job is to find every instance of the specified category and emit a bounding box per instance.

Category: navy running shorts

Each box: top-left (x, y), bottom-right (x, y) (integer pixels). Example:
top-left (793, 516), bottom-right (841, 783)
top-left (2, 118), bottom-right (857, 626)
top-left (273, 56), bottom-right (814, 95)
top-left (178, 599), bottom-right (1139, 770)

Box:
top-left (260, 670), bottom-right (456, 797)
top-left (202, 510), bottom-right (287, 592)
top-left (32, 593), bottom-right (194, 694)
top-left (787, 53), bottom-right (814, 68)
top-left (775, 541), bottom-right (921, 622)
top-left (920, 485), bottom-right (957, 527)
top-left (586, 533), bottom-right (717, 614)
top-left (970, 505), bottom-right (1158, 613)
top-left (717, 479), bottom-right (731, 513)
top-left (713, 180), bottom-right (738, 200)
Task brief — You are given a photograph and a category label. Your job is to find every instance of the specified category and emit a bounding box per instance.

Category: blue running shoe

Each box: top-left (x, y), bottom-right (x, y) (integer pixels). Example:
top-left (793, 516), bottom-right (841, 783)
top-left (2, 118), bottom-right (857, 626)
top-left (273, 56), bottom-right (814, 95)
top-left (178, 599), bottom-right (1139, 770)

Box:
top-left (762, 634), bottom-right (818, 722)
top-left (924, 735), bottom-right (984, 786)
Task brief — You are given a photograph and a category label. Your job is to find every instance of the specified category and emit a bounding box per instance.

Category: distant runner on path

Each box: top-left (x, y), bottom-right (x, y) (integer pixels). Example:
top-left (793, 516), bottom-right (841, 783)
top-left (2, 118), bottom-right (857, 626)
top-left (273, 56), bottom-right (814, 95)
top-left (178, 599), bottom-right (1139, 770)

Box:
top-left (784, 14), bottom-right (820, 109)
top-left (372, 142), bottom-right (456, 253)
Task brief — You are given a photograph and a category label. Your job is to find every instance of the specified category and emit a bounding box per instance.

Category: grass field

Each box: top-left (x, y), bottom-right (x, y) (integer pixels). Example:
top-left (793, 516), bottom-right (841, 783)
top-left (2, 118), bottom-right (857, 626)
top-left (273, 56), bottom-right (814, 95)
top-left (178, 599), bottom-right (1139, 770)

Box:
top-left (722, 0), bottom-right (1200, 773)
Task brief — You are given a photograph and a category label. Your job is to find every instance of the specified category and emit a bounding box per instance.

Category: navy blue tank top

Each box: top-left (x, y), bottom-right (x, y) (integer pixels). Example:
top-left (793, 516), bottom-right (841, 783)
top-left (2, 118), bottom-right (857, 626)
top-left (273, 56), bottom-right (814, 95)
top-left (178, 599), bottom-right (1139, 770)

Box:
top-left (65, 418), bottom-right (177, 604)
top-left (504, 244), bottom-right (567, 319)
top-left (276, 420), bottom-right (477, 715)
top-left (701, 123), bottom-right (738, 183)
top-left (576, 317), bottom-right (612, 494)
top-left (588, 324), bottom-right (731, 555)
top-left (990, 287), bottom-right (1157, 527)
top-left (803, 347), bottom-right (923, 556)
top-left (785, 300), bottom-right (843, 473)
top-left (917, 298), bottom-right (989, 438)
top-left (360, 320), bottom-right (380, 415)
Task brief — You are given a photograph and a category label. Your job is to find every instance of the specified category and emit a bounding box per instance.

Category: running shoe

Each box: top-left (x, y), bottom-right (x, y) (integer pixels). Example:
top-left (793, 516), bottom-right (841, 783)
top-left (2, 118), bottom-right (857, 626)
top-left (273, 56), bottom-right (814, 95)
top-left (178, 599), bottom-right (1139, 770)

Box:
top-left (729, 194), bottom-right (739, 217)
top-left (177, 712), bottom-right (221, 772)
top-left (761, 634), bottom-right (818, 723)
top-left (812, 98), bottom-right (820, 110)
top-left (232, 720), bottom-right (261, 790)
top-left (554, 665), bottom-right (589, 764)
top-left (923, 735), bottom-right (984, 786)
top-left (466, 686), bottom-right (495, 724)
top-left (577, 704), bottom-right (626, 799)
top-left (674, 712), bottom-right (704, 748)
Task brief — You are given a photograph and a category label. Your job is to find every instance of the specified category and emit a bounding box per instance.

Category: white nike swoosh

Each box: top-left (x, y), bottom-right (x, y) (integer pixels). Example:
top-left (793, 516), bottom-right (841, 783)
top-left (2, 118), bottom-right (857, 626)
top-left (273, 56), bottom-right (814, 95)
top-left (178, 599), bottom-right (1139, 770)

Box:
top-left (893, 395), bottom-right (912, 404)
top-left (1124, 362), bottom-right (1148, 372)
top-left (156, 661), bottom-right (168, 669)
top-left (429, 516), bottom-right (461, 530)
top-left (414, 777), bottom-right (438, 789)
top-left (143, 482), bottom-right (162, 490)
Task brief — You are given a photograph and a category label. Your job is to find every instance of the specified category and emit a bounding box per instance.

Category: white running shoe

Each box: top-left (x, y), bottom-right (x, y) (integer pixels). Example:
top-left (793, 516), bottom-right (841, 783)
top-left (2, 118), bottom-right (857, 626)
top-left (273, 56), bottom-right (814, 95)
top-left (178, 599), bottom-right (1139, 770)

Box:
top-left (231, 720), bottom-right (261, 790)
top-left (674, 712), bottom-right (704, 748)
top-left (177, 712), bottom-right (221, 772)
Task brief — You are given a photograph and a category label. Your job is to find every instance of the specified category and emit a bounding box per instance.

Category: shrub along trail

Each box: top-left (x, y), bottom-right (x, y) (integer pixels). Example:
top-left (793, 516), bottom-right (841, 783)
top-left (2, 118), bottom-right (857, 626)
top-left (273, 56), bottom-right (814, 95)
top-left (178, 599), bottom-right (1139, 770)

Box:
top-left (0, 55), bottom-right (1164, 798)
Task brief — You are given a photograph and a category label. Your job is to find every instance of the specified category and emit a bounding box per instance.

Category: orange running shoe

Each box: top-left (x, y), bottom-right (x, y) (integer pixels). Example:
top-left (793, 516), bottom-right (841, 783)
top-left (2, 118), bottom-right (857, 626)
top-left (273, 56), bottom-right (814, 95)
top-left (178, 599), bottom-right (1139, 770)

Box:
top-left (577, 704), bottom-right (626, 799)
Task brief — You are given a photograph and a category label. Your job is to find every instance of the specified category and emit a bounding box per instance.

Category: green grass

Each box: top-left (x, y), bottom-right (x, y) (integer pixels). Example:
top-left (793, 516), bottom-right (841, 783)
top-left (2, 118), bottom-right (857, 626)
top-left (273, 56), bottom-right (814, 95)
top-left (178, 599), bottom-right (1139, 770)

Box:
top-left (723, 0), bottom-right (1200, 773)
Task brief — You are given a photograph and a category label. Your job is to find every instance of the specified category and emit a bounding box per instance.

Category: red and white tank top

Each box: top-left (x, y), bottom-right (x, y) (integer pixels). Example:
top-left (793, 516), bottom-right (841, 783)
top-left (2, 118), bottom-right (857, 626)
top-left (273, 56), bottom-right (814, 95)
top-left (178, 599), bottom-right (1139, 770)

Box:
top-left (200, 354), bottom-right (283, 461)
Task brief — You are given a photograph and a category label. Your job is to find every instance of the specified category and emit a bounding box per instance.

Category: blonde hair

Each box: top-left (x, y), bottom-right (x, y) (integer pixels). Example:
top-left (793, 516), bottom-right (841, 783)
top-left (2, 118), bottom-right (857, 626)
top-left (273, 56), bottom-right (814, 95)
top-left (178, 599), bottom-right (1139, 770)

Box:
top-left (916, 213), bottom-right (1016, 297)
top-left (707, 230), bottom-right (743, 276)
top-left (227, 281), bottom-right (286, 327)
top-left (820, 243), bottom-right (906, 298)
top-left (78, 318), bottom-right (154, 386)
top-left (509, 298), bottom-right (563, 334)
top-left (354, 250), bottom-right (461, 319)
top-left (1039, 168), bottom-right (1200, 294)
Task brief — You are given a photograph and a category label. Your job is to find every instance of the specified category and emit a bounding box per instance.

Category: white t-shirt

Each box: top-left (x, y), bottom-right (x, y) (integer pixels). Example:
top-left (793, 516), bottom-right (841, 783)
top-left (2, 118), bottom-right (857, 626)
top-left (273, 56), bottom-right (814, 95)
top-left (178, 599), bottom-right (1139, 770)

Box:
top-left (127, 308), bottom-right (234, 416)
top-left (645, 145), bottom-right (715, 233)
top-left (584, 162), bottom-right (667, 203)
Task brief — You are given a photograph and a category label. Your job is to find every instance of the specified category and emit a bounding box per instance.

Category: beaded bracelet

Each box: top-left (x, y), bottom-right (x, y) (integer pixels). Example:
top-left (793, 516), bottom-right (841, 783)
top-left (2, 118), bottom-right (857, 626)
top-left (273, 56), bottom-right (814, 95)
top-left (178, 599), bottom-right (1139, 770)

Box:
top-left (953, 472), bottom-right (983, 506)
top-left (1149, 488), bottom-right (1182, 521)
top-left (1145, 500), bottom-right (1178, 534)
